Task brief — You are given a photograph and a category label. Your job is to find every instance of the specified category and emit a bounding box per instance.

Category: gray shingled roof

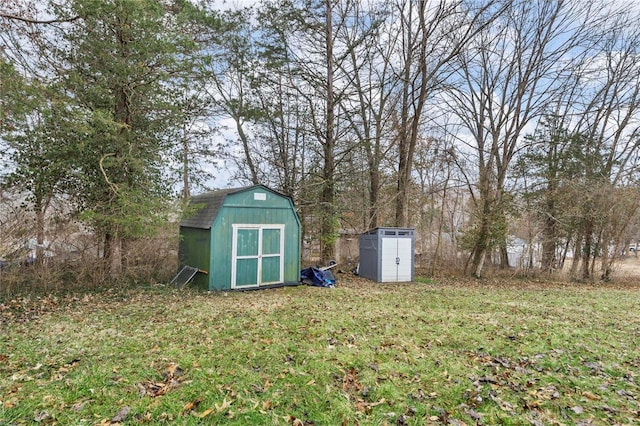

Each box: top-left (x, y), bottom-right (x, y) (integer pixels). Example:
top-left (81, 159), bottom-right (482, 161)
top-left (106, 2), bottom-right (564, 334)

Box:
top-left (179, 187), bottom-right (246, 229)
top-left (180, 185), bottom-right (295, 229)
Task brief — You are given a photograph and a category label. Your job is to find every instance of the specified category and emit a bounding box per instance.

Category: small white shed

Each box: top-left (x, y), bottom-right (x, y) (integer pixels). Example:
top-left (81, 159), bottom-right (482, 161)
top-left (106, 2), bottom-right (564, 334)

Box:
top-left (359, 227), bottom-right (415, 282)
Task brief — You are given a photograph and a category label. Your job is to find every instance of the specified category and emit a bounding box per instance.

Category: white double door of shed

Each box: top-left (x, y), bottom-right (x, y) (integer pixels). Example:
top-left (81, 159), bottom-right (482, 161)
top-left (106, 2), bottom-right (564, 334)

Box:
top-left (231, 224), bottom-right (285, 289)
top-left (380, 237), bottom-right (412, 282)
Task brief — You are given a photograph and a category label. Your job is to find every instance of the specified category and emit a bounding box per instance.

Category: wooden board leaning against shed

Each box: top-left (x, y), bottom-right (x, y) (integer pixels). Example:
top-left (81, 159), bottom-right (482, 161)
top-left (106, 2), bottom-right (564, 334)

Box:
top-left (178, 185), bottom-right (302, 291)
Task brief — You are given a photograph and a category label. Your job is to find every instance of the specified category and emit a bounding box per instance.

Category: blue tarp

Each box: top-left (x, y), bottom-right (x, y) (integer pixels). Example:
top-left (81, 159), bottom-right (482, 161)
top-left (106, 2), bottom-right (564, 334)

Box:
top-left (300, 267), bottom-right (336, 288)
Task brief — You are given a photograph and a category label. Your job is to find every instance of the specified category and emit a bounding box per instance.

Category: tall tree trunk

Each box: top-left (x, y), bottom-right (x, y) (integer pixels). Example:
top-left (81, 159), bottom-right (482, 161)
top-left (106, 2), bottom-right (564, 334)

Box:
top-left (368, 162), bottom-right (379, 228)
top-left (109, 234), bottom-right (123, 280)
top-left (182, 124), bottom-right (190, 201)
top-left (469, 162), bottom-right (493, 277)
top-left (472, 247), bottom-right (487, 278)
top-left (395, 1), bottom-right (429, 228)
top-left (499, 244), bottom-right (509, 269)
top-left (570, 236), bottom-right (581, 277)
top-left (469, 206), bottom-right (491, 278)
top-left (320, 0), bottom-right (336, 263)
top-left (395, 144), bottom-right (410, 227)
top-left (581, 220), bottom-right (594, 280)
top-left (235, 113), bottom-right (259, 184)
top-left (560, 234), bottom-right (571, 270)
top-left (32, 193), bottom-right (52, 265)
top-left (430, 172), bottom-right (449, 276)
top-left (394, 0), bottom-right (412, 228)
top-left (541, 213), bottom-right (557, 273)
top-left (104, 231), bottom-right (123, 280)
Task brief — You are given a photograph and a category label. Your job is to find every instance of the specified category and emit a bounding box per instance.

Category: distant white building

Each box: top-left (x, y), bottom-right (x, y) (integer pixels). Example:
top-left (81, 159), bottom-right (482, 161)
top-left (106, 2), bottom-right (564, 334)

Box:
top-left (506, 236), bottom-right (540, 269)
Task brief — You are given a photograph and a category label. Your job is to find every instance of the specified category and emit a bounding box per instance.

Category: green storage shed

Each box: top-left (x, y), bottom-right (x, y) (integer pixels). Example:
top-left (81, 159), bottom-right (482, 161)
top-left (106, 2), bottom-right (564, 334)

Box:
top-left (179, 185), bottom-right (301, 291)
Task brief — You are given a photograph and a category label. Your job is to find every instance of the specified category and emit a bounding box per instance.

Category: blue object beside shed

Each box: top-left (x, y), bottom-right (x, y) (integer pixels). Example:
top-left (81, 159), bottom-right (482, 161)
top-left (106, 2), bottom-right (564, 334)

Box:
top-left (359, 227), bottom-right (415, 282)
top-left (179, 185), bottom-right (301, 291)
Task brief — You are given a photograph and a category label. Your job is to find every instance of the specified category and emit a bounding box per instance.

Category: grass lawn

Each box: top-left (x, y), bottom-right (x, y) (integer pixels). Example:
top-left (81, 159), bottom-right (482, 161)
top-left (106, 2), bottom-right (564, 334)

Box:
top-left (1, 276), bottom-right (639, 425)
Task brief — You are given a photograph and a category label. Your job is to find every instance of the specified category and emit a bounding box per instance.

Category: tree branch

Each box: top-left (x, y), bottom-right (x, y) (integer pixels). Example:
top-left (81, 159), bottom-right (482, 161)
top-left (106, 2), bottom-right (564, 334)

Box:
top-left (0, 12), bottom-right (79, 25)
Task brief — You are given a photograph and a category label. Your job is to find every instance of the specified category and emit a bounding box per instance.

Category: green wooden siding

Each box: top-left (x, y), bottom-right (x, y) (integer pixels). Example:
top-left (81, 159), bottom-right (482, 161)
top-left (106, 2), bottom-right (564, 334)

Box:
top-left (178, 227), bottom-right (210, 290)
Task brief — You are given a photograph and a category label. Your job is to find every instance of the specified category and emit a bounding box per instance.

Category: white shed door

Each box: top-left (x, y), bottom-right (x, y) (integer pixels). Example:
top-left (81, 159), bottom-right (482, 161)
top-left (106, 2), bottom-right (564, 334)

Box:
top-left (231, 224), bottom-right (284, 289)
top-left (381, 238), bottom-right (412, 282)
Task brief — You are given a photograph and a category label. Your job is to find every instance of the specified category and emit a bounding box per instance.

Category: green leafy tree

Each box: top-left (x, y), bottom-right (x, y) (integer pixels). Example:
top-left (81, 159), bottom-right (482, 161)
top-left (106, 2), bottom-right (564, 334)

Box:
top-left (0, 59), bottom-right (33, 133)
top-left (519, 116), bottom-right (640, 281)
top-left (53, 0), bottom-right (197, 278)
top-left (3, 89), bottom-right (84, 261)
top-left (518, 116), bottom-right (581, 273)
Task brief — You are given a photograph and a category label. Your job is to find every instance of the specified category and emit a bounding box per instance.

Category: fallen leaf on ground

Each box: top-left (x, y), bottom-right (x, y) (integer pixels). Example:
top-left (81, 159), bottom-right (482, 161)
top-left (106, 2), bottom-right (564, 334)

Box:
top-left (582, 391), bottom-right (601, 401)
top-left (165, 362), bottom-right (184, 379)
top-left (342, 367), bottom-right (362, 393)
top-left (139, 363), bottom-right (187, 397)
top-left (215, 398), bottom-right (232, 413)
top-left (182, 397), bottom-right (203, 414)
top-left (355, 398), bottom-right (386, 413)
top-left (197, 408), bottom-right (214, 418)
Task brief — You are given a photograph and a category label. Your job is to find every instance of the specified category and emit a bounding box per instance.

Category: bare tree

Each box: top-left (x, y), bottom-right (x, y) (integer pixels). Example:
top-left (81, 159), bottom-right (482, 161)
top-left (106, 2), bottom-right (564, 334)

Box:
top-left (252, 0), bottom-right (370, 262)
top-left (390, 0), bottom-right (507, 228)
top-left (512, 1), bottom-right (640, 280)
top-left (333, 0), bottom-right (396, 229)
top-left (444, 0), bottom-right (607, 277)
top-left (194, 7), bottom-right (262, 185)
top-left (570, 6), bottom-right (640, 280)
